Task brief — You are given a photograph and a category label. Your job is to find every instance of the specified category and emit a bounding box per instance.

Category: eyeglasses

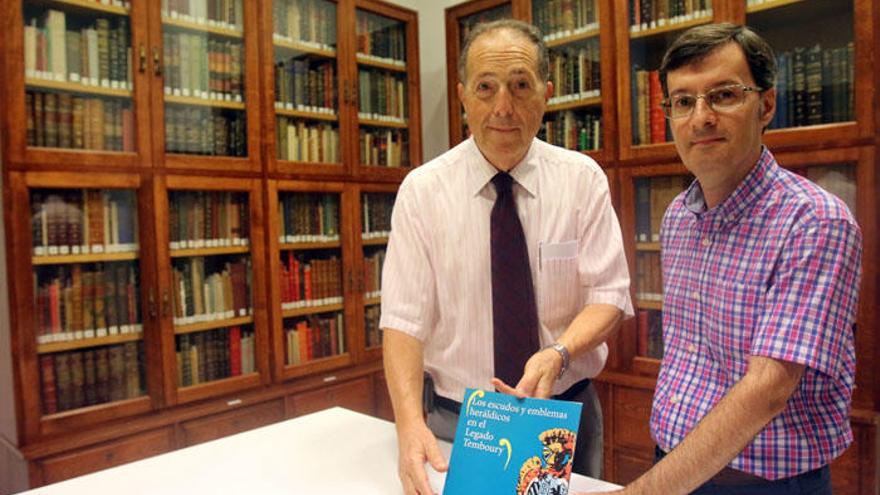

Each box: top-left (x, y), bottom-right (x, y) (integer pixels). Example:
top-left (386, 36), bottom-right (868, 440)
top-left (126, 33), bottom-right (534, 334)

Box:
top-left (661, 84), bottom-right (763, 119)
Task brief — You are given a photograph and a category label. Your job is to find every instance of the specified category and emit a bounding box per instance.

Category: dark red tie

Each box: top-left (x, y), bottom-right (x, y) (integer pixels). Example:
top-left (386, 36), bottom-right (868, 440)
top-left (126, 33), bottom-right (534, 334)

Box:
top-left (490, 172), bottom-right (540, 387)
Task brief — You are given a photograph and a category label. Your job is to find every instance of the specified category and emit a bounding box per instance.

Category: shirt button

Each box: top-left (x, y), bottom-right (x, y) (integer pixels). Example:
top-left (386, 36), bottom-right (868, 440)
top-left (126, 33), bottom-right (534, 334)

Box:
top-left (670, 395), bottom-right (681, 404)
top-left (687, 344), bottom-right (696, 353)
top-left (691, 291), bottom-right (700, 301)
top-left (701, 237), bottom-right (711, 247)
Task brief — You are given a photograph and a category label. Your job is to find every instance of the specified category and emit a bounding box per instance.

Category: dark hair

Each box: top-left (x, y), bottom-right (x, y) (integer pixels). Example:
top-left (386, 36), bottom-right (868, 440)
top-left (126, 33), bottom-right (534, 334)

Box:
top-left (659, 23), bottom-right (777, 97)
top-left (458, 19), bottom-right (549, 84)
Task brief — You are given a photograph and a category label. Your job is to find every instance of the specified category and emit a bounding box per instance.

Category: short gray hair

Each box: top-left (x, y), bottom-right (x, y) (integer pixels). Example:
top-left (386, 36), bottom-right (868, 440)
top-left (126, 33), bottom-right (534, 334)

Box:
top-left (458, 19), bottom-right (549, 84)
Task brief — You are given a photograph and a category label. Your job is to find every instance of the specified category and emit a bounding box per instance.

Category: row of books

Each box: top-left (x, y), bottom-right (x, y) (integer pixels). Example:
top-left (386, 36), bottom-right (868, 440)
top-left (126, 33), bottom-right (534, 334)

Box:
top-left (161, 0), bottom-right (244, 32)
top-left (284, 313), bottom-right (345, 364)
top-left (363, 248), bottom-right (385, 297)
top-left (171, 257), bottom-right (252, 325)
top-left (541, 110), bottom-right (602, 152)
top-left (548, 41), bottom-right (601, 100)
top-left (357, 69), bottom-right (407, 121)
top-left (771, 43), bottom-right (854, 130)
top-left (628, 0), bottom-right (713, 32)
top-left (364, 304), bottom-right (382, 348)
top-left (630, 68), bottom-right (670, 146)
top-left (162, 33), bottom-right (244, 103)
top-left (278, 193), bottom-right (340, 242)
top-left (27, 91), bottom-right (135, 152)
top-left (164, 106), bottom-right (247, 156)
top-left (168, 190), bottom-right (249, 249)
top-left (533, 0), bottom-right (599, 41)
top-left (176, 326), bottom-right (255, 387)
top-left (635, 251), bottom-right (662, 302)
top-left (635, 176), bottom-right (690, 242)
top-left (24, 11), bottom-right (131, 89)
top-left (356, 12), bottom-right (405, 64)
top-left (636, 309), bottom-right (663, 359)
top-left (276, 119), bottom-right (340, 163)
top-left (272, 0), bottom-right (336, 50)
top-left (32, 189), bottom-right (137, 256)
top-left (41, 342), bottom-right (144, 414)
top-left (274, 58), bottom-right (336, 113)
top-left (279, 252), bottom-right (342, 308)
top-left (35, 263), bottom-right (140, 344)
top-left (360, 129), bottom-right (409, 168)
top-left (362, 193), bottom-right (394, 238)
top-left (458, 5), bottom-right (511, 46)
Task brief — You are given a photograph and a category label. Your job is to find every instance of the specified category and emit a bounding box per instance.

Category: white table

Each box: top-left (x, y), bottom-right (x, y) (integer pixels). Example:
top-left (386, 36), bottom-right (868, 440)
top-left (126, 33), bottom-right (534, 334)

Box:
top-left (19, 407), bottom-right (621, 494)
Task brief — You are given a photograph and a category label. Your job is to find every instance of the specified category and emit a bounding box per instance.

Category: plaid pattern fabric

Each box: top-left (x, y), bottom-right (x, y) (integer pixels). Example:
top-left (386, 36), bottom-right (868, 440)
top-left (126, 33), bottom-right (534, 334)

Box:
top-left (650, 148), bottom-right (862, 479)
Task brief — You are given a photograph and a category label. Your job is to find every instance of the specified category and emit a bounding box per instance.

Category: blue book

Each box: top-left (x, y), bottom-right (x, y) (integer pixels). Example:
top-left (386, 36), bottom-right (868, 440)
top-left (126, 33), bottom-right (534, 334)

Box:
top-left (443, 388), bottom-right (583, 495)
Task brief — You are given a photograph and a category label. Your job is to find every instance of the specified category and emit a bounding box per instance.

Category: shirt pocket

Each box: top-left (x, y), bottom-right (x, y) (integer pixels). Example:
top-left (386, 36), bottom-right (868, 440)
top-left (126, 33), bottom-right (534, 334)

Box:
top-left (538, 241), bottom-right (580, 328)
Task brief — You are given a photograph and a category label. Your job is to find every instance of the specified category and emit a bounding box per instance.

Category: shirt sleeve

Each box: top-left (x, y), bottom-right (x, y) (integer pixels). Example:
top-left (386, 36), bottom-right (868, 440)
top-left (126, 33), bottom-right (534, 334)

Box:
top-left (378, 177), bottom-right (438, 341)
top-left (577, 169), bottom-right (635, 317)
top-left (752, 218), bottom-right (862, 376)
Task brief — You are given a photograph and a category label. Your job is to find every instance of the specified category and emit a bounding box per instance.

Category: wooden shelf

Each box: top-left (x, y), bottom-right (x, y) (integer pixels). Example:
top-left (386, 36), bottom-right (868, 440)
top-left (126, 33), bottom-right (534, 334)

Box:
top-left (282, 302), bottom-right (344, 318)
top-left (37, 332), bottom-right (142, 354)
top-left (361, 236), bottom-right (388, 246)
top-left (170, 245), bottom-right (250, 258)
top-left (25, 77), bottom-right (132, 98)
top-left (273, 38), bottom-right (336, 58)
top-left (355, 54), bottom-right (407, 72)
top-left (637, 299), bottom-right (663, 311)
top-left (746, 0), bottom-right (806, 14)
top-left (174, 315), bottom-right (254, 335)
top-left (29, 0), bottom-right (129, 16)
top-left (545, 26), bottom-right (600, 48)
top-left (32, 250), bottom-right (139, 265)
top-left (630, 15), bottom-right (713, 40)
top-left (635, 242), bottom-right (661, 252)
top-left (547, 95), bottom-right (602, 113)
top-left (165, 95), bottom-right (246, 110)
top-left (162, 16), bottom-right (243, 38)
top-left (274, 107), bottom-right (338, 122)
top-left (364, 296), bottom-right (380, 306)
top-left (280, 240), bottom-right (341, 250)
top-left (358, 118), bottom-right (408, 129)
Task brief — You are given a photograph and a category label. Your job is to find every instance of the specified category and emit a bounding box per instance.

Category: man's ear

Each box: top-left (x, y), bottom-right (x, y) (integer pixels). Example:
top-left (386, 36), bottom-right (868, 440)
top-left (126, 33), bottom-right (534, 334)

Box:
top-left (759, 87), bottom-right (776, 128)
top-left (544, 81), bottom-right (554, 102)
top-left (457, 82), bottom-right (464, 104)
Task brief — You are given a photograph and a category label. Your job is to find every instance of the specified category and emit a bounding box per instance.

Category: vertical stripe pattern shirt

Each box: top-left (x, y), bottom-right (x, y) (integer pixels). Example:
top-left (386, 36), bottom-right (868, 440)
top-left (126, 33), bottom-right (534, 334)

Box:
top-left (650, 148), bottom-right (862, 479)
top-left (380, 137), bottom-right (633, 402)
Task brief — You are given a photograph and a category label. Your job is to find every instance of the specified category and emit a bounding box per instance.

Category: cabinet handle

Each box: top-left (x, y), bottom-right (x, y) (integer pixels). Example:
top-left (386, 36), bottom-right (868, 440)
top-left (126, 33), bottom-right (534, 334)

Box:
top-left (350, 81), bottom-right (358, 107)
top-left (161, 290), bottom-right (171, 317)
top-left (347, 268), bottom-right (354, 294)
top-left (148, 293), bottom-right (157, 320)
top-left (139, 44), bottom-right (147, 73)
top-left (152, 47), bottom-right (163, 76)
top-left (342, 85), bottom-right (349, 105)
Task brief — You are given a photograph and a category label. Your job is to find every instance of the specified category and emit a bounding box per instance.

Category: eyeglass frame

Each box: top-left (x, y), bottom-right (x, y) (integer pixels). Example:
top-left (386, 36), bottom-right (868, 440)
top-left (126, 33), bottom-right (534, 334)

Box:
top-left (660, 84), bottom-right (765, 120)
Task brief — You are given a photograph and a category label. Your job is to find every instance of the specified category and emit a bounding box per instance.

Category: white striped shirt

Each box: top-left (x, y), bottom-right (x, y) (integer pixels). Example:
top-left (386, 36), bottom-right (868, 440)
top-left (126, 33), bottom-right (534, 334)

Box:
top-left (380, 137), bottom-right (633, 402)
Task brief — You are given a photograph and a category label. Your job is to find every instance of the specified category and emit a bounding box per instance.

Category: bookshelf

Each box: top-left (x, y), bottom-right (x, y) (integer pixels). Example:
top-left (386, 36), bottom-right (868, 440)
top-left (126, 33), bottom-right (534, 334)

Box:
top-left (443, 0), bottom-right (879, 492)
top-left (0, 0), bottom-right (417, 489)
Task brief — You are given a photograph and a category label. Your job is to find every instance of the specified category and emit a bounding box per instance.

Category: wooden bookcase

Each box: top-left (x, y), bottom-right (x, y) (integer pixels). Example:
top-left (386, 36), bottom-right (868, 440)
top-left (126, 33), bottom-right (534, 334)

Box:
top-left (445, 0), bottom-right (879, 493)
top-left (0, 0), bottom-right (414, 490)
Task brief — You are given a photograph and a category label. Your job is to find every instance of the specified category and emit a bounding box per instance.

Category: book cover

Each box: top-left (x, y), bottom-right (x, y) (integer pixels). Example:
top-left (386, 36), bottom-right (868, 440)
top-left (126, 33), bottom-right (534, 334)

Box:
top-left (444, 388), bottom-right (582, 495)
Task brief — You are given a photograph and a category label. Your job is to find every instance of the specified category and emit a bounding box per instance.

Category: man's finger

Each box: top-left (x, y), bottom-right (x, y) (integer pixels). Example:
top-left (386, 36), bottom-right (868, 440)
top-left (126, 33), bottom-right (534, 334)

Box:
top-left (408, 459), bottom-right (436, 495)
top-left (490, 377), bottom-right (519, 396)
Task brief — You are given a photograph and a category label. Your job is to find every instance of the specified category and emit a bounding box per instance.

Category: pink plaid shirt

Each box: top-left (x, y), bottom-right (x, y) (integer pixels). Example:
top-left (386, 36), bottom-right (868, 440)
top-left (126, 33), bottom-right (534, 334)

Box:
top-left (650, 148), bottom-right (862, 479)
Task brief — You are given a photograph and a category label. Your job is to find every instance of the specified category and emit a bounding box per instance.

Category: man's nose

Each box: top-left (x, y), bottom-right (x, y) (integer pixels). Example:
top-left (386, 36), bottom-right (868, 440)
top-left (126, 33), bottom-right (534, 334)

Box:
top-left (690, 96), bottom-right (717, 126)
top-left (493, 86), bottom-right (514, 116)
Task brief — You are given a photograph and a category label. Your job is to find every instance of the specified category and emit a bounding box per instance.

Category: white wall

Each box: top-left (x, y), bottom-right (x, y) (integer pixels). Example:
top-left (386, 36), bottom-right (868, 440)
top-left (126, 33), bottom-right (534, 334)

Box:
top-left (384, 0), bottom-right (470, 162)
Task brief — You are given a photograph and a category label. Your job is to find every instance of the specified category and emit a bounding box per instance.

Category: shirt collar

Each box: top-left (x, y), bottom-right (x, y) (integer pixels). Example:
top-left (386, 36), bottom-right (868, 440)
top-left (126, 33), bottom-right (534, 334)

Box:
top-left (466, 137), bottom-right (539, 198)
top-left (684, 146), bottom-right (778, 227)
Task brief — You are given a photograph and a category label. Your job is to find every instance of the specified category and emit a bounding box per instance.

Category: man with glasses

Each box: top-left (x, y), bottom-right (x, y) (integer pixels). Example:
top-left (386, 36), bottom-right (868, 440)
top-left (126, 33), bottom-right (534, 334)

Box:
top-left (579, 23), bottom-right (861, 495)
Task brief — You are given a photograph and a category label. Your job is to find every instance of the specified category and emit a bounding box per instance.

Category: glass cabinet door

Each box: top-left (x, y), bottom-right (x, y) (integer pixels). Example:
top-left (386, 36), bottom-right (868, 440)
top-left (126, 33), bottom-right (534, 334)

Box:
top-left (30, 187), bottom-right (147, 415)
top-left (533, 0), bottom-right (603, 155)
top-left (19, 0), bottom-right (148, 167)
top-left (160, 0), bottom-right (256, 167)
top-left (354, 5), bottom-right (419, 175)
top-left (360, 190), bottom-right (394, 352)
top-left (271, 0), bottom-right (342, 171)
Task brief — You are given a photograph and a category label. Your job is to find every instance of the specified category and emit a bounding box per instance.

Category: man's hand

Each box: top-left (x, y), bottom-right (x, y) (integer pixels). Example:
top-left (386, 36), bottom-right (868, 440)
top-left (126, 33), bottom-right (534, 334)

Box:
top-left (491, 347), bottom-right (562, 398)
top-left (396, 420), bottom-right (448, 495)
